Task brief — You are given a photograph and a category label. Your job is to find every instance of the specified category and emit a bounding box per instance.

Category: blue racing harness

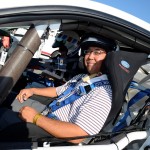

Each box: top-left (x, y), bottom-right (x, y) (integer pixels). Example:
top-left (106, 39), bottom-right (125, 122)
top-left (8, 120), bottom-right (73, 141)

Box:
top-left (113, 81), bottom-right (150, 132)
top-left (41, 74), bottom-right (110, 119)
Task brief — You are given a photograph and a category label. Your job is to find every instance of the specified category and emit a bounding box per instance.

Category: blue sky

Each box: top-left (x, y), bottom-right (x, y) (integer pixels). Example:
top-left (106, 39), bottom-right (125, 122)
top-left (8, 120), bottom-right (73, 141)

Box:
top-left (92, 0), bottom-right (150, 23)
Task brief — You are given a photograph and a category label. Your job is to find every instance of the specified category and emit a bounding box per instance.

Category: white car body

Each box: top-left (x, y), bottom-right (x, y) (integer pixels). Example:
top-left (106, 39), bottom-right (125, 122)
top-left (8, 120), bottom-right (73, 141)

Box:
top-left (0, 0), bottom-right (150, 149)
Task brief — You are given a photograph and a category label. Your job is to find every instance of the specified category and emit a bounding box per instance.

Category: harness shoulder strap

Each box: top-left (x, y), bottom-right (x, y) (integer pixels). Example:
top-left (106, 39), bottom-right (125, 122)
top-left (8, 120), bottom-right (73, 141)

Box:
top-left (48, 75), bottom-right (109, 113)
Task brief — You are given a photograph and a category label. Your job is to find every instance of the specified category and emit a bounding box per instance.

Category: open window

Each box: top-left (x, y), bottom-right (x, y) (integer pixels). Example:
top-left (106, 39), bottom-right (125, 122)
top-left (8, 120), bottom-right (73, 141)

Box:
top-left (0, 1), bottom-right (150, 149)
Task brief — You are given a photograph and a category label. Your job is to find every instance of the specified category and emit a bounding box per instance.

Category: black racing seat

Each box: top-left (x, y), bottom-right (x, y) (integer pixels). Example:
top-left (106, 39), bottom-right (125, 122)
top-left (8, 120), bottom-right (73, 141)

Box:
top-left (102, 50), bottom-right (148, 128)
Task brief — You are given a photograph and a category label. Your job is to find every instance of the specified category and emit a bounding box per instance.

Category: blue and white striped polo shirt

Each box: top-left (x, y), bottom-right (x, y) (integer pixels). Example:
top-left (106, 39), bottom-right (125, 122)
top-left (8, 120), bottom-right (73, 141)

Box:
top-left (54, 74), bottom-right (112, 135)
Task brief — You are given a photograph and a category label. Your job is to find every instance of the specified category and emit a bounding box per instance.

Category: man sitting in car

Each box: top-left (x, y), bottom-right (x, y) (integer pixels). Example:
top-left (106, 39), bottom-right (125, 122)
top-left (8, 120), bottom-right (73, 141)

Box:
top-left (0, 33), bottom-right (117, 143)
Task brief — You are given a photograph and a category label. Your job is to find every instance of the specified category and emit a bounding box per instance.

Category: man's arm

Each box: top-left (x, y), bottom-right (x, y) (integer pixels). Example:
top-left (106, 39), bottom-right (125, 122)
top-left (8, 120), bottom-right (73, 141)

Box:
top-left (17, 87), bottom-right (57, 103)
top-left (29, 87), bottom-right (57, 97)
top-left (20, 106), bottom-right (88, 144)
top-left (36, 115), bottom-right (88, 143)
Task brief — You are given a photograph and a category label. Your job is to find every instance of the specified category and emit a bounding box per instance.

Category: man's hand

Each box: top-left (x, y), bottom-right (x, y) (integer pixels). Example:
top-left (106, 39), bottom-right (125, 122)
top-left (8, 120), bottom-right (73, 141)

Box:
top-left (2, 36), bottom-right (10, 48)
top-left (19, 106), bottom-right (38, 123)
top-left (16, 88), bottom-right (34, 103)
top-left (19, 106), bottom-right (88, 144)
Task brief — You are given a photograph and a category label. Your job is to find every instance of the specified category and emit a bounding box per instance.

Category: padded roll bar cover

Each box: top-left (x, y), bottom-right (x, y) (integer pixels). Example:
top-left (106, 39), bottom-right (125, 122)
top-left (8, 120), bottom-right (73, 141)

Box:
top-left (103, 50), bottom-right (148, 127)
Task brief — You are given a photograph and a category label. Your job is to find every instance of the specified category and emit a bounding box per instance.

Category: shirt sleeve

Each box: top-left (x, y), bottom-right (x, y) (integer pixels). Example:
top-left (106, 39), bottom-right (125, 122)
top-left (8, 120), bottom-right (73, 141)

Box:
top-left (72, 85), bottom-right (112, 135)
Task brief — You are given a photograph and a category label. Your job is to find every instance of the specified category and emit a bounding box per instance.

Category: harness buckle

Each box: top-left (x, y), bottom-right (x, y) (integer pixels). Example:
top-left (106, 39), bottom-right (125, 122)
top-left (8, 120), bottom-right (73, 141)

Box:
top-left (41, 107), bottom-right (52, 116)
top-left (78, 85), bottom-right (92, 96)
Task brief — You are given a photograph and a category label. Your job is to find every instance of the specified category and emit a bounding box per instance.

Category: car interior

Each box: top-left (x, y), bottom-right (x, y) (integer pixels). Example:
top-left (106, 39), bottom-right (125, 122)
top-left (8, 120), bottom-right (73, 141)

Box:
top-left (0, 6), bottom-right (150, 149)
